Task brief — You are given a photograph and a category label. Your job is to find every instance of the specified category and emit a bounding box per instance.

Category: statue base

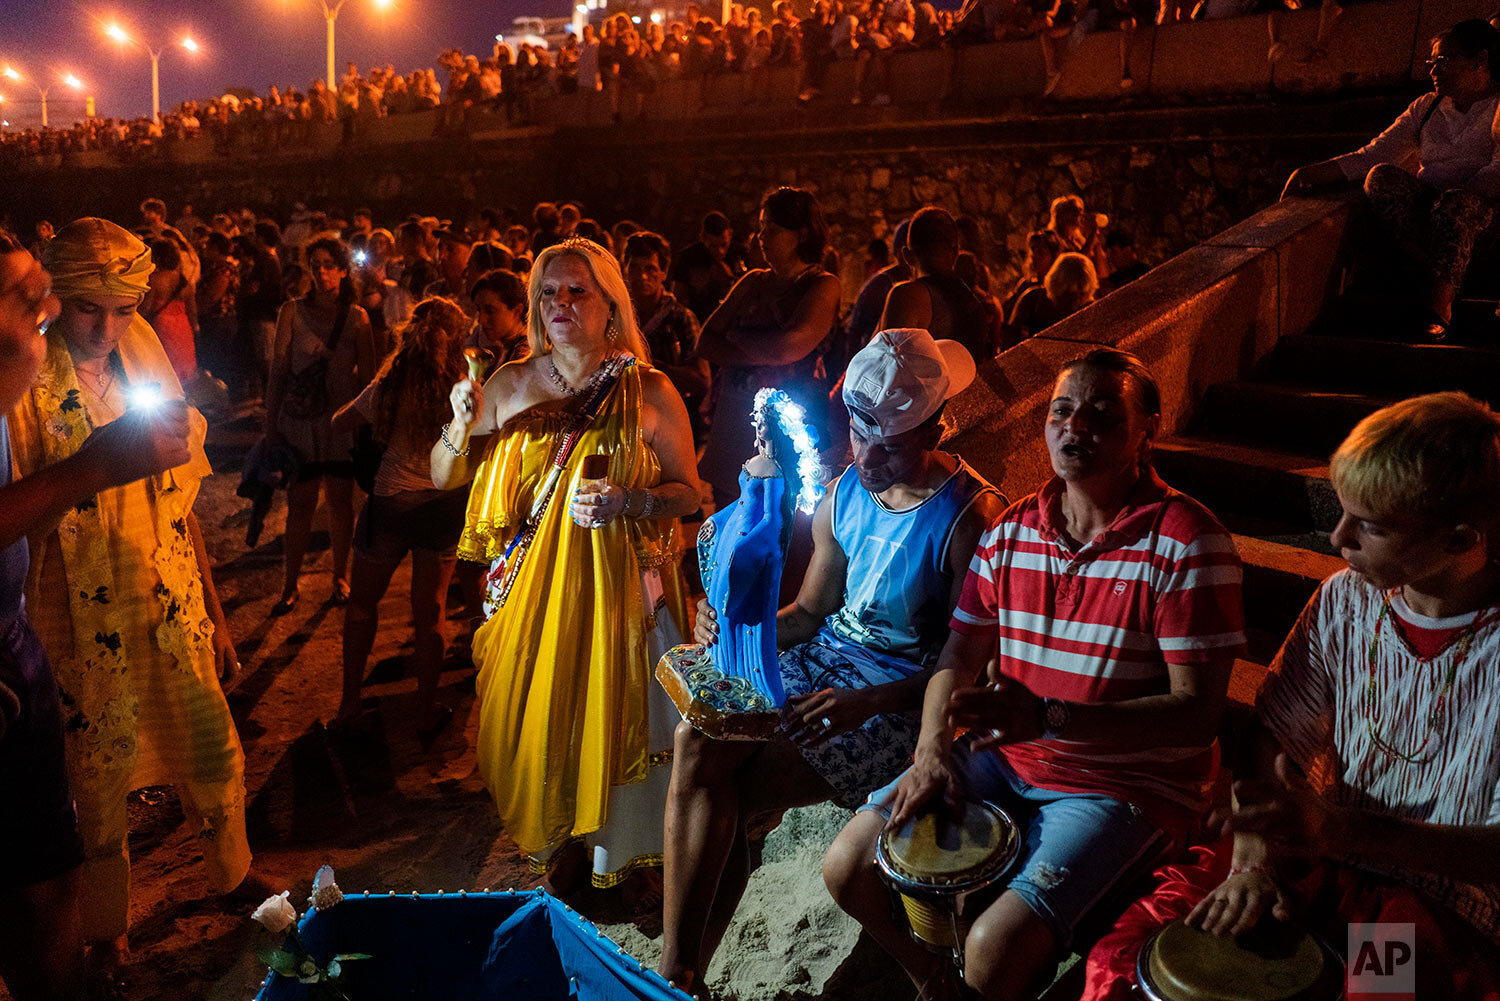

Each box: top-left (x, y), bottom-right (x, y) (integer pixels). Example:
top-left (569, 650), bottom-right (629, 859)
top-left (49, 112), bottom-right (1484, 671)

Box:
top-left (655, 644), bottom-right (781, 742)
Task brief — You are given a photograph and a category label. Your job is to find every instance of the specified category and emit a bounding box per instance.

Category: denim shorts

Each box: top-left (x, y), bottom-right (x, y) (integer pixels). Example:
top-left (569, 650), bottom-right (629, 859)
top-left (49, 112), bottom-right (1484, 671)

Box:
top-left (860, 736), bottom-right (1170, 947)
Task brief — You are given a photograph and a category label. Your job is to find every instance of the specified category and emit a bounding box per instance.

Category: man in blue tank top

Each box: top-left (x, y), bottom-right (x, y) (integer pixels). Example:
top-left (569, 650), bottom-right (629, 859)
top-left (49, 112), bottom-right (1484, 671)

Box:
top-left (660, 328), bottom-right (1007, 993)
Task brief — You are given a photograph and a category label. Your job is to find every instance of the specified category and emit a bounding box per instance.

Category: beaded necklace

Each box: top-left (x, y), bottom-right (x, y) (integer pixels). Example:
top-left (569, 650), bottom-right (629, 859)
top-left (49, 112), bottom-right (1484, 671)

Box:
top-left (548, 352), bottom-right (618, 397)
top-left (1363, 588), bottom-right (1497, 764)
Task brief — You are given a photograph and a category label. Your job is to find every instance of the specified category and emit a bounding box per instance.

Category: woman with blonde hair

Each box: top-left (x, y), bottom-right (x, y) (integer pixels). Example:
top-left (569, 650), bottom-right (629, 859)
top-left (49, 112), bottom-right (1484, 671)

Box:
top-left (1048, 193), bottom-right (1110, 279)
top-left (432, 238), bottom-right (698, 893)
top-left (1008, 250), bottom-right (1099, 342)
top-left (1045, 251), bottom-right (1100, 311)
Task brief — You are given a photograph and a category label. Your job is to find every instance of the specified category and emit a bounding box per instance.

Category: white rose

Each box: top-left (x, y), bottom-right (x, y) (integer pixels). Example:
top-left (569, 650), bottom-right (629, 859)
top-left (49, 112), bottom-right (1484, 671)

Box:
top-left (250, 891), bottom-right (299, 934)
top-left (309, 864), bottom-right (343, 911)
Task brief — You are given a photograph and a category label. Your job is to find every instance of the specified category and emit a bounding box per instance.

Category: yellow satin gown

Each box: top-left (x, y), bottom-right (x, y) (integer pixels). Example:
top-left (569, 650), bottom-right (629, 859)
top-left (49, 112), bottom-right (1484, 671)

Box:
top-left (460, 361), bottom-right (688, 884)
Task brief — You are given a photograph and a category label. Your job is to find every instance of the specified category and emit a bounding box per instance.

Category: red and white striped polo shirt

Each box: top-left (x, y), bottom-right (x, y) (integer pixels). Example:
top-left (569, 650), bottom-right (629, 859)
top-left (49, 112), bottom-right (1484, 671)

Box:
top-left (951, 472), bottom-right (1246, 833)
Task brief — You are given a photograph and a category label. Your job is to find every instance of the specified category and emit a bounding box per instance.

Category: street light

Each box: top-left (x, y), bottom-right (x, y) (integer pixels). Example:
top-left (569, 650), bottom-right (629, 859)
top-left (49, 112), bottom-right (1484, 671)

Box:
top-left (103, 22), bottom-right (201, 123)
top-left (1, 65), bottom-right (81, 128)
top-left (313, 0), bottom-right (399, 89)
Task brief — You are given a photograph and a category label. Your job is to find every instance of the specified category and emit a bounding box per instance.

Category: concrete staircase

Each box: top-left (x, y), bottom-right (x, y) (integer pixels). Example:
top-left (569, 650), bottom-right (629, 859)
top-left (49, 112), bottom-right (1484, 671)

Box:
top-left (1153, 326), bottom-right (1500, 699)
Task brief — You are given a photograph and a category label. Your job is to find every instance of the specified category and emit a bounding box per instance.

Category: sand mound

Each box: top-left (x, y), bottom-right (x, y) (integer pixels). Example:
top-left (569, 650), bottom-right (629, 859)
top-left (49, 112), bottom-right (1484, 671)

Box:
top-left (605, 802), bottom-right (895, 1000)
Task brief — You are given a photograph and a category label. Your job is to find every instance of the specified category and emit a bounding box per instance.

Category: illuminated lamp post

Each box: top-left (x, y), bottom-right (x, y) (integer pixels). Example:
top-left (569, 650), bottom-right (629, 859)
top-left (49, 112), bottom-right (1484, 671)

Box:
top-left (1, 66), bottom-right (82, 128)
top-left (319, 0), bottom-right (394, 89)
top-left (104, 23), bottom-right (201, 123)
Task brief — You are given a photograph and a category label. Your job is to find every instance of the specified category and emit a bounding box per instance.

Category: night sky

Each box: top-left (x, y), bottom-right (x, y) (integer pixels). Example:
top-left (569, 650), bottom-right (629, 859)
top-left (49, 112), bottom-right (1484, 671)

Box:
top-left (1, 0), bottom-right (540, 126)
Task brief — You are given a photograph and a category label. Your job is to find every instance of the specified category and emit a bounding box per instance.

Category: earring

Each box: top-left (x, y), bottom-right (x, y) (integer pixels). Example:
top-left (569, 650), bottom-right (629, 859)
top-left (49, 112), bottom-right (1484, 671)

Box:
top-left (607, 315), bottom-right (619, 342)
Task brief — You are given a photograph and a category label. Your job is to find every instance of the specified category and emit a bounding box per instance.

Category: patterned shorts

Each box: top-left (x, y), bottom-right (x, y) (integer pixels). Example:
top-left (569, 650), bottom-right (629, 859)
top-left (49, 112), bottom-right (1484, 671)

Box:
top-left (778, 638), bottom-right (921, 810)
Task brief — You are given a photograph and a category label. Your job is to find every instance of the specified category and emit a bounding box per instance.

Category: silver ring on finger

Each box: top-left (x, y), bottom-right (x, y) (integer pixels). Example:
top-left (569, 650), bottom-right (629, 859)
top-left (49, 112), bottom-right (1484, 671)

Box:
top-left (820, 716), bottom-right (833, 729)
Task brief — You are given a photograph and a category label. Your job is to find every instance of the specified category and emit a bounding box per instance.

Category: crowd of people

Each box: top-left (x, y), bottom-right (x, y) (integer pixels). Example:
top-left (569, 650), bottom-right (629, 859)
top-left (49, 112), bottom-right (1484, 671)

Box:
top-left (13, 187), bottom-right (1143, 423)
top-left (0, 0), bottom-right (1364, 161)
top-left (0, 65), bottom-right (446, 163)
top-left (3, 17), bottom-right (1500, 1001)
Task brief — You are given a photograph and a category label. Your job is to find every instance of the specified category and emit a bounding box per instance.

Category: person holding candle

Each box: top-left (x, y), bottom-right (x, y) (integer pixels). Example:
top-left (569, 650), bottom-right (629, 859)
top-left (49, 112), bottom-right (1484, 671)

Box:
top-left (431, 238), bottom-right (700, 893)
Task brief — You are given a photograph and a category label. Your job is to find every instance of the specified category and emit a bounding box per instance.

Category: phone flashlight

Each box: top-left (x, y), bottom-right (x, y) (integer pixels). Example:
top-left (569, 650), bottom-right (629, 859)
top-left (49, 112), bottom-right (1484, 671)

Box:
top-left (126, 383), bottom-right (165, 413)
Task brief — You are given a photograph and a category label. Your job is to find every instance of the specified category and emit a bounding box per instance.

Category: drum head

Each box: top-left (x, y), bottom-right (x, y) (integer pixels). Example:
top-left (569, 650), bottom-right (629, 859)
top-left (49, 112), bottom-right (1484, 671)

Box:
top-left (879, 800), bottom-right (1017, 891)
top-left (1140, 920), bottom-right (1341, 1001)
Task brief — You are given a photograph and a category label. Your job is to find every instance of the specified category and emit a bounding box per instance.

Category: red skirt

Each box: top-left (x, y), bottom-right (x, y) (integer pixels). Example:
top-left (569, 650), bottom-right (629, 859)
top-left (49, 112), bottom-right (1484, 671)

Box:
top-left (151, 299), bottom-right (197, 386)
top-left (1082, 835), bottom-right (1500, 1001)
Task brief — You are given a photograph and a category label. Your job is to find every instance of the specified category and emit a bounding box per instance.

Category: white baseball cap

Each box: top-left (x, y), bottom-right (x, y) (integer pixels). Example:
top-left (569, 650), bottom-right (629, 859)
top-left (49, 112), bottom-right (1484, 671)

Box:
top-left (842, 328), bottom-right (976, 439)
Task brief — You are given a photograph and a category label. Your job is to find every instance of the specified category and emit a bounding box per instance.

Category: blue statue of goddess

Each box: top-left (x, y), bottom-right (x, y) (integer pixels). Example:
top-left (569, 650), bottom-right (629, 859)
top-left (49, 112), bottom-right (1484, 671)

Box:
top-left (656, 389), bottom-right (825, 736)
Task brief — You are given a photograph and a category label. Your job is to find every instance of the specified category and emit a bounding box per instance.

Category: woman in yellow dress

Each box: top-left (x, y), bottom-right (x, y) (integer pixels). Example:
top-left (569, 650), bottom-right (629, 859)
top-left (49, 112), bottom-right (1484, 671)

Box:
top-left (6, 219), bottom-right (251, 967)
top-left (431, 238), bottom-right (698, 890)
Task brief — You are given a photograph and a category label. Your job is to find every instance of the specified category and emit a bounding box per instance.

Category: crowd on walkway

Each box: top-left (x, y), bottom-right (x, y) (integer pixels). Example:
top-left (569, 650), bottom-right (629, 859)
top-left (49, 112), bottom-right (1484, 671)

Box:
top-left (3, 15), bottom-right (1500, 1001)
top-left (0, 0), bottom-right (1366, 160)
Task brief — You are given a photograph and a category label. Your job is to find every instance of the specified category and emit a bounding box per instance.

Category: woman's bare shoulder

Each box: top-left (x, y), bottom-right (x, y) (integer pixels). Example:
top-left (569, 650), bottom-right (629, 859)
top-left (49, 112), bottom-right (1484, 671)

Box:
top-left (637, 364), bottom-right (677, 398)
top-left (487, 355), bottom-right (546, 423)
top-left (487, 353), bottom-right (540, 392)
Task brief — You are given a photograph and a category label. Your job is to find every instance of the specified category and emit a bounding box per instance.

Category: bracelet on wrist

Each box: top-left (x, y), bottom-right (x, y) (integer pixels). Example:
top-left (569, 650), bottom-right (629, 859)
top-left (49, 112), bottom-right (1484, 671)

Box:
top-left (439, 421), bottom-right (470, 458)
top-left (624, 487), bottom-right (657, 519)
top-left (1228, 861), bottom-right (1274, 878)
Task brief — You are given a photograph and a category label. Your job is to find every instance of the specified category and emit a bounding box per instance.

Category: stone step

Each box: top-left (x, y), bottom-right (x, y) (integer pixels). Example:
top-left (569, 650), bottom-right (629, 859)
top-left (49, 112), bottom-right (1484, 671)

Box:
top-left (1234, 533), bottom-right (1345, 644)
top-left (1155, 434), bottom-right (1339, 533)
top-left (1267, 334), bottom-right (1500, 403)
top-left (1229, 658), bottom-right (1271, 713)
top-left (1313, 282), bottom-right (1500, 342)
top-left (1199, 382), bottom-right (1396, 456)
top-left (1220, 516), bottom-right (1337, 557)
